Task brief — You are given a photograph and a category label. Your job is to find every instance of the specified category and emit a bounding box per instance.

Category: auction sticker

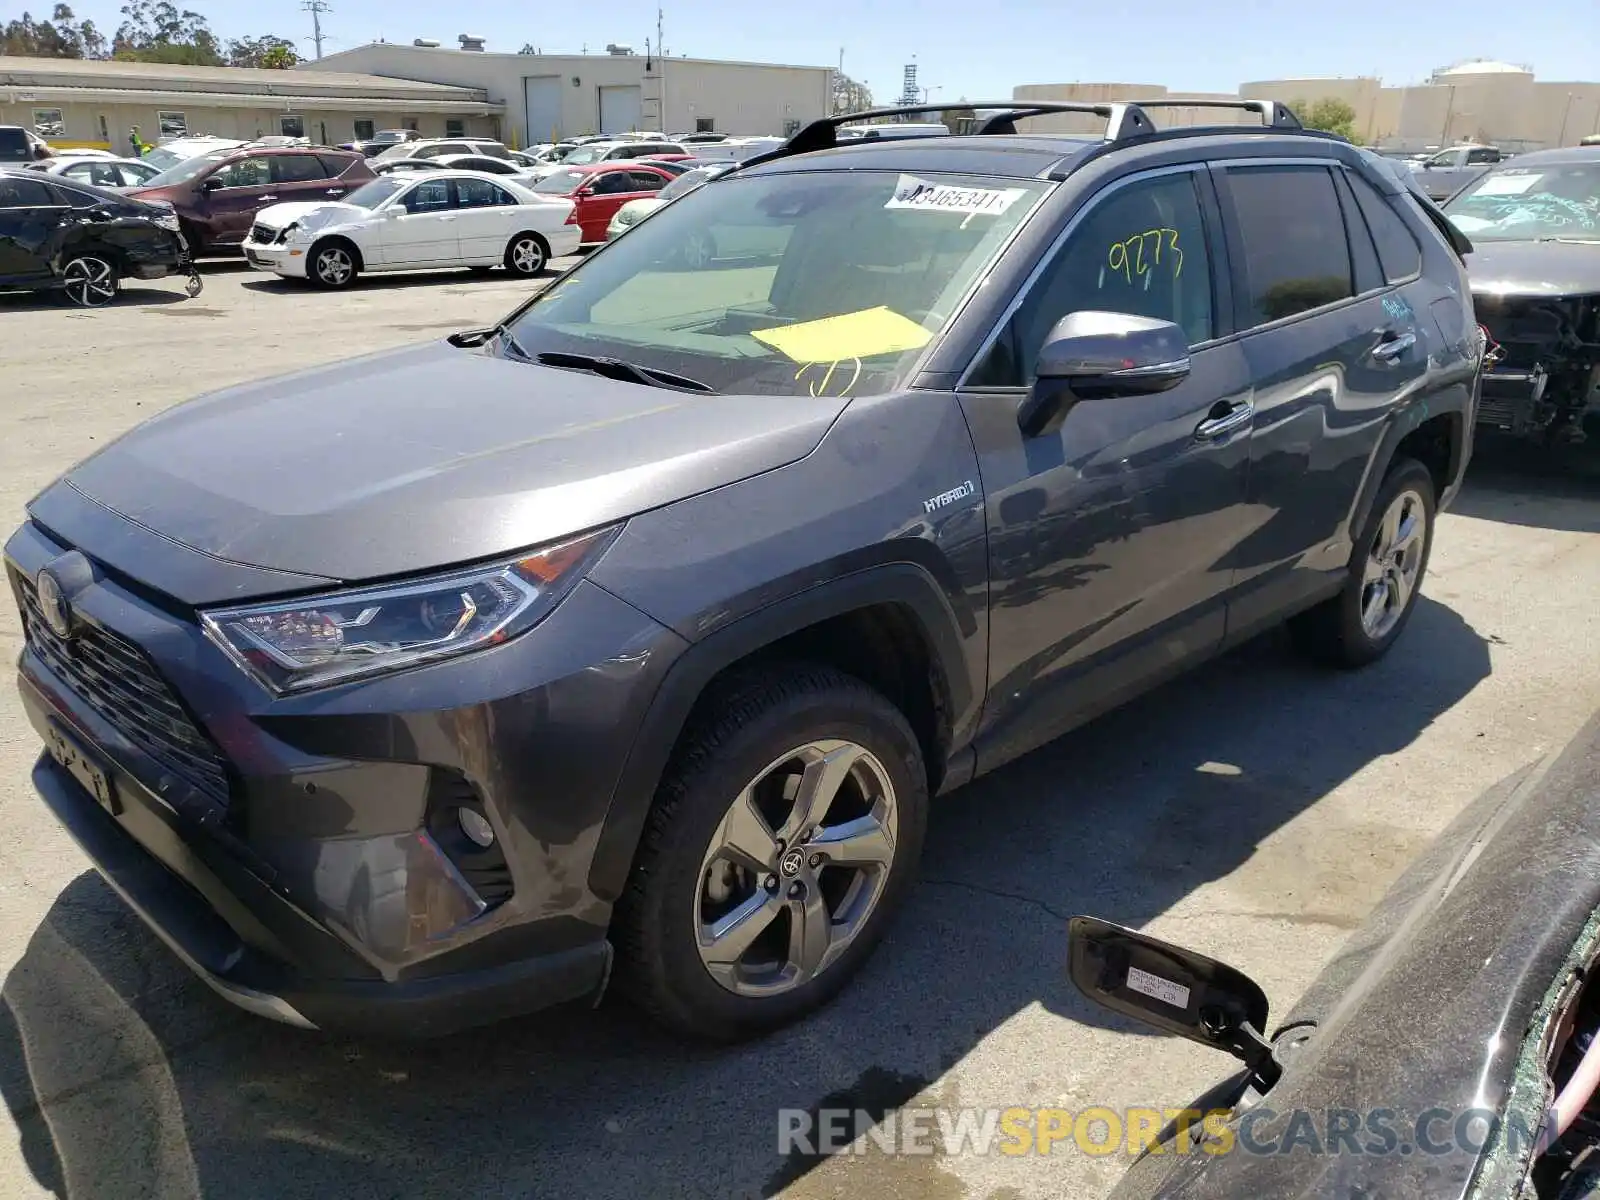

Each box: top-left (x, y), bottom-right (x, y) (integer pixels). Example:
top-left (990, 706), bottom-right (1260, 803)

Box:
top-left (1125, 965), bottom-right (1191, 1010)
top-left (885, 174), bottom-right (1027, 216)
top-left (1474, 173), bottom-right (1542, 196)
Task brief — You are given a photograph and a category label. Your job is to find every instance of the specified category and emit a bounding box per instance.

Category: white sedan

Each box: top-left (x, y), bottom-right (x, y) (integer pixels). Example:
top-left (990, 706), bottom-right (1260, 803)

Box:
top-left (28, 155), bottom-right (163, 189)
top-left (242, 171), bottom-right (580, 288)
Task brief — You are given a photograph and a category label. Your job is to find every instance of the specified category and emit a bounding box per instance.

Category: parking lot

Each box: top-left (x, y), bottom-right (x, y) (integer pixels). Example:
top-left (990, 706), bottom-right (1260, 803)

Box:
top-left (0, 262), bottom-right (1597, 1200)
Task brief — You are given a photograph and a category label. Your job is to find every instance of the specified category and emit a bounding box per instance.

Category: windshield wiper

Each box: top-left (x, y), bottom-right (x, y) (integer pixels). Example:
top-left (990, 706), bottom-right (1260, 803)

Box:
top-left (533, 351), bottom-right (718, 394)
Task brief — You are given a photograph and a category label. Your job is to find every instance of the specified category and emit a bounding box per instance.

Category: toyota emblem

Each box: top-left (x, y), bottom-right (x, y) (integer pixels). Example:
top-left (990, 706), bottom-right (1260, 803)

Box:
top-left (35, 569), bottom-right (73, 640)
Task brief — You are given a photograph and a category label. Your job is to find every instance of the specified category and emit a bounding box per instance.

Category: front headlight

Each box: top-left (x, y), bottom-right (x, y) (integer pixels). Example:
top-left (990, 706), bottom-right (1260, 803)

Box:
top-left (152, 212), bottom-right (181, 232)
top-left (200, 528), bottom-right (618, 693)
top-left (282, 221), bottom-right (310, 243)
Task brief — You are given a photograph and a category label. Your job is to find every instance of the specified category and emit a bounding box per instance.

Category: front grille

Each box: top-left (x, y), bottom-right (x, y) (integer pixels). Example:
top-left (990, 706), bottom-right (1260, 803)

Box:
top-left (247, 222), bottom-right (278, 245)
top-left (14, 570), bottom-right (231, 807)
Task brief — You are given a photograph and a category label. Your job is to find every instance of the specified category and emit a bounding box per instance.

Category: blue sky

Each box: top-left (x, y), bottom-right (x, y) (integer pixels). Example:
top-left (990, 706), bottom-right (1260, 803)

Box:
top-left (61, 0), bottom-right (1595, 101)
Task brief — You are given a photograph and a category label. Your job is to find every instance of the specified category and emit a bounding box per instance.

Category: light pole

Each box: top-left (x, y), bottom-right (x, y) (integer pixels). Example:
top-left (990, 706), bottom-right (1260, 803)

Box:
top-left (1557, 91), bottom-right (1575, 146)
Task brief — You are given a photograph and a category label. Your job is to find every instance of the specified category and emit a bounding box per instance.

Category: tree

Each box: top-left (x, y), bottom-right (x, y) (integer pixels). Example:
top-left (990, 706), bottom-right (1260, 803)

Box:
top-left (1290, 97), bottom-right (1359, 142)
top-left (832, 70), bottom-right (872, 115)
top-left (227, 33), bottom-right (296, 67)
top-left (2, 4), bottom-right (108, 58)
top-left (112, 0), bottom-right (224, 65)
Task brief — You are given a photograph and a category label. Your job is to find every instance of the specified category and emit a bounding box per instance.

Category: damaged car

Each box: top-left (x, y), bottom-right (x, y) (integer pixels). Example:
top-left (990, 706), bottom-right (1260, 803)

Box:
top-left (1074, 708), bottom-right (1600, 1199)
top-left (1442, 148), bottom-right (1600, 446)
top-left (0, 171), bottom-right (199, 307)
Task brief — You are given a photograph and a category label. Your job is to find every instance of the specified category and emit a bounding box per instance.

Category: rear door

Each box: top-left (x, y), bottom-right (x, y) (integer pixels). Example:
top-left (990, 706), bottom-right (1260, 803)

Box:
top-left (377, 176), bottom-right (458, 266)
top-left (452, 176), bottom-right (518, 262)
top-left (1214, 160), bottom-right (1428, 642)
top-left (0, 175), bottom-right (63, 280)
top-left (270, 152), bottom-right (341, 206)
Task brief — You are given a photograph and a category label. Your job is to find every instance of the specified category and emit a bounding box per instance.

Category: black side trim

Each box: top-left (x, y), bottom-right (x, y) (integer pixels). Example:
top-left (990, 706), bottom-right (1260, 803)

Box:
top-left (586, 563), bottom-right (975, 902)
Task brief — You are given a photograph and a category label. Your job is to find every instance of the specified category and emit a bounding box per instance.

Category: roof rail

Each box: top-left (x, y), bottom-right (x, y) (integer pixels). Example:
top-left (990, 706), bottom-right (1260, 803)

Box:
top-left (733, 97), bottom-right (1305, 171)
top-left (1135, 98), bottom-right (1303, 129)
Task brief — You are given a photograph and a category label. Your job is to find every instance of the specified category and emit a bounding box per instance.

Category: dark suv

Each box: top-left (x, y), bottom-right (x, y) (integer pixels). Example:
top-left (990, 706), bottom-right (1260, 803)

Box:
top-left (7, 101), bottom-right (1481, 1042)
top-left (129, 146), bottom-right (374, 255)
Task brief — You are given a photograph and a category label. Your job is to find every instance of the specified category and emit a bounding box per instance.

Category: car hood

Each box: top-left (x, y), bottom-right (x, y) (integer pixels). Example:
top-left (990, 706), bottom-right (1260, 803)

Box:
top-left (253, 201), bottom-right (369, 233)
top-left (1465, 238), bottom-right (1600, 298)
top-left (50, 340), bottom-right (849, 585)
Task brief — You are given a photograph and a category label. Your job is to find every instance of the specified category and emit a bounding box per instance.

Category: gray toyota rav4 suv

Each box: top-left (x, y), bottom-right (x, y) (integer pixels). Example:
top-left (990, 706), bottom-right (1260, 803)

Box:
top-left (7, 101), bottom-right (1481, 1042)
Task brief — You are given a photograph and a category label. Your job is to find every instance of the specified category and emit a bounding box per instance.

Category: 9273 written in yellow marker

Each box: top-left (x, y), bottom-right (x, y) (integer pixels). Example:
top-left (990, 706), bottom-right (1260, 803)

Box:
top-left (1108, 228), bottom-right (1184, 284)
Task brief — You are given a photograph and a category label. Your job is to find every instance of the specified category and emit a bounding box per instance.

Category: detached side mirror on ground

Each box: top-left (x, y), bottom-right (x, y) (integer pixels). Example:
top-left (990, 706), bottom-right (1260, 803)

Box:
top-left (1067, 916), bottom-right (1280, 1087)
top-left (1017, 311), bottom-right (1191, 437)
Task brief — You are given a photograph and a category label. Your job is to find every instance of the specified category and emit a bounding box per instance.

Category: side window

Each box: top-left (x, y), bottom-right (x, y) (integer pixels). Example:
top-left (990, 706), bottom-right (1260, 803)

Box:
top-left (1224, 165), bottom-right (1352, 326)
top-left (455, 177), bottom-right (511, 208)
top-left (1345, 171), bottom-right (1423, 283)
top-left (476, 143), bottom-right (512, 160)
top-left (1331, 171), bottom-right (1383, 293)
top-left (318, 154), bottom-right (353, 178)
top-left (401, 179), bottom-right (453, 213)
top-left (0, 177), bottom-right (59, 207)
top-left (627, 170), bottom-right (667, 191)
top-left (589, 171), bottom-right (634, 195)
top-left (272, 155), bottom-right (328, 183)
top-left (971, 171), bottom-right (1215, 387)
top-left (213, 156), bottom-right (273, 188)
top-left (1468, 148), bottom-right (1499, 164)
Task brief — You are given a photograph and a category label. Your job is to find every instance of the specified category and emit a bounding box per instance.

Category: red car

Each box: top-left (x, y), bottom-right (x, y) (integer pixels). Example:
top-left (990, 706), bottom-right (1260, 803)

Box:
top-left (530, 163), bottom-right (676, 245)
top-left (129, 148), bottom-right (375, 256)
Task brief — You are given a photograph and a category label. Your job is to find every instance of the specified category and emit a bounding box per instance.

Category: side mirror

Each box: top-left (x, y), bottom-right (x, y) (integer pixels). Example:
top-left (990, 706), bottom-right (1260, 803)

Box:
top-left (573, 185), bottom-right (594, 198)
top-left (1068, 916), bottom-right (1279, 1086)
top-left (200, 176), bottom-right (223, 192)
top-left (384, 206), bottom-right (405, 219)
top-left (1017, 311), bottom-right (1191, 438)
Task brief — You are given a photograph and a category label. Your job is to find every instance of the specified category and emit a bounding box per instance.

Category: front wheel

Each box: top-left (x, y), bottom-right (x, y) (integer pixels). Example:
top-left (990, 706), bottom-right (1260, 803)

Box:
top-left (504, 232), bottom-right (549, 276)
top-left (613, 665), bottom-right (929, 1041)
top-left (1291, 456), bottom-right (1436, 667)
top-left (309, 241), bottom-right (358, 288)
top-left (60, 254), bottom-right (119, 307)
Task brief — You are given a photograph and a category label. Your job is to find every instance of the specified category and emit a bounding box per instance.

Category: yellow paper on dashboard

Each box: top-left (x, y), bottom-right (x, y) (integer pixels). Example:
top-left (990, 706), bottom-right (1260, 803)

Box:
top-left (752, 307), bottom-right (933, 364)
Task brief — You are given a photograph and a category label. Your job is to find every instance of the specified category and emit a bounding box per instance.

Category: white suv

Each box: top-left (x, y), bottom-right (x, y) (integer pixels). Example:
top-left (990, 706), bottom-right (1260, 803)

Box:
top-left (374, 138), bottom-right (512, 163)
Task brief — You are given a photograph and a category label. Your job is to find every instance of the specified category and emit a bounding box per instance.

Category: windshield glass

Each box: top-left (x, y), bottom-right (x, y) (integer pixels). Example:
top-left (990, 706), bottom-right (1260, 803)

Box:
top-left (141, 152), bottom-right (230, 187)
top-left (506, 170), bottom-right (1048, 396)
top-left (1443, 162), bottom-right (1600, 242)
top-left (533, 169), bottom-right (587, 195)
top-left (340, 177), bottom-right (409, 209)
top-left (561, 145), bottom-right (613, 166)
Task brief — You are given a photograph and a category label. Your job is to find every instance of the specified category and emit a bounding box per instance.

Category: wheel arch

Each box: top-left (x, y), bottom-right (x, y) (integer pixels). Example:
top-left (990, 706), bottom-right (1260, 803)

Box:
top-left (587, 563), bottom-right (975, 905)
top-left (1348, 399), bottom-right (1467, 543)
top-left (309, 233), bottom-right (365, 273)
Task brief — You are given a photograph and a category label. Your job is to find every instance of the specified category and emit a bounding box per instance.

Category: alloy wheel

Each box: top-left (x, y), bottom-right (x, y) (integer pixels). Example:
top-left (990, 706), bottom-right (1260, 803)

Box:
top-left (314, 246), bottom-right (354, 287)
top-left (1360, 488), bottom-right (1427, 640)
top-left (62, 256), bottom-right (117, 307)
top-left (509, 236), bottom-right (546, 275)
top-left (695, 739), bottom-right (898, 997)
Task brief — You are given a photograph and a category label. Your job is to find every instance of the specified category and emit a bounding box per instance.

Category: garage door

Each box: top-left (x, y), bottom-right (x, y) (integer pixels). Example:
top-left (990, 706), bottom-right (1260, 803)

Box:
top-left (598, 85), bottom-right (642, 135)
top-left (523, 75), bottom-right (561, 145)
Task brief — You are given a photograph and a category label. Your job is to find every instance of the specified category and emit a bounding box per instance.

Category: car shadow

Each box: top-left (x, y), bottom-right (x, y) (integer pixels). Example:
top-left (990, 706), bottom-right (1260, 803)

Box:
top-left (1451, 437), bottom-right (1600, 533)
top-left (239, 267), bottom-right (562, 295)
top-left (0, 598), bottom-right (1489, 1200)
top-left (0, 285), bottom-right (191, 313)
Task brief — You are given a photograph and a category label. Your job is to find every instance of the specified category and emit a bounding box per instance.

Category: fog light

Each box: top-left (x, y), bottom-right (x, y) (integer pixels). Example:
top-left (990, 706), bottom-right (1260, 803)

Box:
top-left (457, 807), bottom-right (495, 848)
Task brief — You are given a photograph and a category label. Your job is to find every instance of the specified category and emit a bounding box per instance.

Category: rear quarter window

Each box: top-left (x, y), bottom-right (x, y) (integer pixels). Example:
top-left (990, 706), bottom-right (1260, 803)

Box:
top-left (1345, 171), bottom-right (1424, 283)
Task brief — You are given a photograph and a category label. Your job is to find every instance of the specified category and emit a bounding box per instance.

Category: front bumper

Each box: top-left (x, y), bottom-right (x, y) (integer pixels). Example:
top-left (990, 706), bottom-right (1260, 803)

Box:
top-left (6, 515), bottom-right (687, 1035)
top-left (243, 238), bottom-right (308, 277)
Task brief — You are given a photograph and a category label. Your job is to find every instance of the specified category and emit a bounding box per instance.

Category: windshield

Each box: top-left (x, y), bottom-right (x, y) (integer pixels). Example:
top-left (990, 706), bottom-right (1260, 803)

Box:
top-left (1444, 162), bottom-right (1600, 242)
top-left (533, 169), bottom-right (587, 195)
top-left (340, 177), bottom-right (409, 209)
top-left (506, 170), bottom-right (1048, 396)
top-left (561, 146), bottom-right (613, 166)
top-left (140, 151), bottom-right (230, 187)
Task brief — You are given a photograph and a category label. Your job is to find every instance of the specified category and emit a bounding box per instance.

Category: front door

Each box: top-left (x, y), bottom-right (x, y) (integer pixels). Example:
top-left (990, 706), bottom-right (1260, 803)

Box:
top-left (957, 165), bottom-right (1254, 769)
top-left (198, 154), bottom-right (277, 246)
top-left (1213, 162), bottom-right (1430, 640)
top-left (378, 176), bottom-right (458, 266)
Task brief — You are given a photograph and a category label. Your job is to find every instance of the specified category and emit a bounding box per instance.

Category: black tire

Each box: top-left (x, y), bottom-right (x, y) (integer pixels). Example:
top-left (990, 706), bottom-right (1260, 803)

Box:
top-left (1291, 456), bottom-right (1436, 668)
top-left (503, 232), bottom-right (549, 276)
top-left (612, 663), bottom-right (929, 1041)
top-left (59, 252), bottom-right (120, 307)
top-left (308, 238), bottom-right (359, 288)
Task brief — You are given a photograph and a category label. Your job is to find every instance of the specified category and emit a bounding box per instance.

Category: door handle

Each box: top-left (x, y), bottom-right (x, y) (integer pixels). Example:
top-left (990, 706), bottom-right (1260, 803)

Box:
top-left (325, 188), bottom-right (344, 195)
top-left (1195, 400), bottom-right (1254, 441)
top-left (439, 215), bottom-right (456, 222)
top-left (1371, 331), bottom-right (1416, 362)
top-left (258, 194), bottom-right (277, 202)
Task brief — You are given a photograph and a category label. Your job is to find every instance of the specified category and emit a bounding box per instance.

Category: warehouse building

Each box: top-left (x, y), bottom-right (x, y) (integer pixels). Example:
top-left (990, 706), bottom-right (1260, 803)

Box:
top-left (1016, 60), bottom-right (1600, 151)
top-left (298, 41), bottom-right (835, 147)
top-left (0, 54), bottom-right (501, 150)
